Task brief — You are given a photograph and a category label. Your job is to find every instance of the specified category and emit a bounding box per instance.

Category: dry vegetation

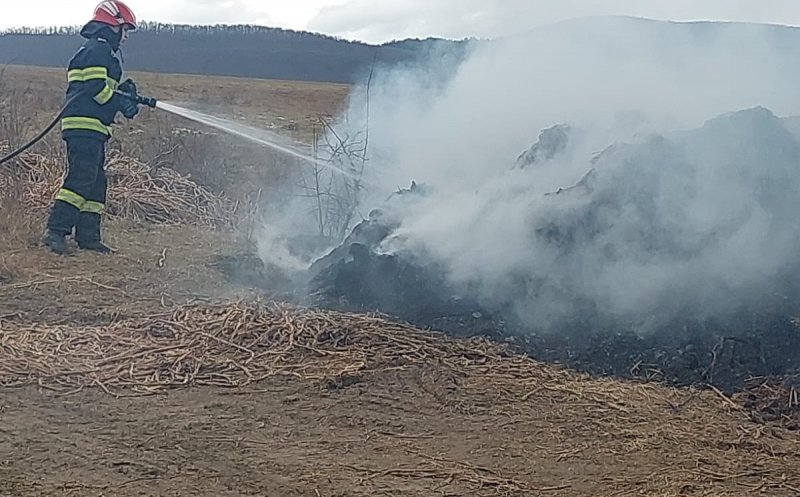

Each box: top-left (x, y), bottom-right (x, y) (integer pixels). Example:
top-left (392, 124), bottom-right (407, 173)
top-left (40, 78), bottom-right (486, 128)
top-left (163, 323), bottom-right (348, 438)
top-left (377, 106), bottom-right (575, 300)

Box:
top-left (1, 64), bottom-right (799, 496)
top-left (0, 63), bottom-right (354, 242)
top-left (2, 147), bottom-right (237, 229)
top-left (1, 300), bottom-right (799, 496)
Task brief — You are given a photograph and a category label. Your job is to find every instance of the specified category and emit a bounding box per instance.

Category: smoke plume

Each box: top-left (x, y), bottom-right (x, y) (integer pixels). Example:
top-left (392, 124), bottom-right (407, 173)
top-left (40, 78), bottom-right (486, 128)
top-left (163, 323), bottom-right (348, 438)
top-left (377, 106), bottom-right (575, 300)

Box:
top-left (320, 16), bottom-right (800, 333)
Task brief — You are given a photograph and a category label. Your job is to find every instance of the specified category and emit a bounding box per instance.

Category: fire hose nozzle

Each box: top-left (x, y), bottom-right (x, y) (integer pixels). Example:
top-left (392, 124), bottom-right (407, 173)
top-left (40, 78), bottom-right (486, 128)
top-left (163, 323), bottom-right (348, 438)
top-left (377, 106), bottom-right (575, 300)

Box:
top-left (137, 95), bottom-right (158, 108)
top-left (115, 90), bottom-right (158, 108)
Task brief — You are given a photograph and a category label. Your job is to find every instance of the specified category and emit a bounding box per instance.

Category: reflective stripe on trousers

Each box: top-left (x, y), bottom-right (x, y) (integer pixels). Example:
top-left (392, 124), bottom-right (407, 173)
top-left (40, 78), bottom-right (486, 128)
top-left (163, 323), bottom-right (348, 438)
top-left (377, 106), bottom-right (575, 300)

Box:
top-left (54, 189), bottom-right (105, 213)
top-left (61, 116), bottom-right (110, 135)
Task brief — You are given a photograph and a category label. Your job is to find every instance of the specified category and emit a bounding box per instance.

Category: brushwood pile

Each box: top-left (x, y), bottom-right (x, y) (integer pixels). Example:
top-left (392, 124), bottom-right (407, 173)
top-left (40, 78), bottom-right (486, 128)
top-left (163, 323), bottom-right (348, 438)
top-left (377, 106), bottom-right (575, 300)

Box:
top-left (307, 107), bottom-right (800, 392)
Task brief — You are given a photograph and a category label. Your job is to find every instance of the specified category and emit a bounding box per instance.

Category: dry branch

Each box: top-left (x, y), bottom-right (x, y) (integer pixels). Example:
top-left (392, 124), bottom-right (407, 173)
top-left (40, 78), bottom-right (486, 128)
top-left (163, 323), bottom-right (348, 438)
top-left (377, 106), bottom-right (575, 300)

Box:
top-left (0, 301), bottom-right (586, 396)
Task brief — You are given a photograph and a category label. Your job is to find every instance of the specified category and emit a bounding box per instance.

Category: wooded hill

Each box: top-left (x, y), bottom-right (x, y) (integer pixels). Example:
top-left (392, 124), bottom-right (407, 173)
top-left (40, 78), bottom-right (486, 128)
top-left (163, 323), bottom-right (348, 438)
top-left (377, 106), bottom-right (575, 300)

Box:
top-left (0, 23), bottom-right (474, 84)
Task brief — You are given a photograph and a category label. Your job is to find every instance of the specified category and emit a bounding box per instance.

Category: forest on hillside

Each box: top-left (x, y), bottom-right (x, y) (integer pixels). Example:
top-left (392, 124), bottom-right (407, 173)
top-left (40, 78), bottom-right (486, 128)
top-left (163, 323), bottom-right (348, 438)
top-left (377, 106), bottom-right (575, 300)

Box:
top-left (0, 23), bottom-right (474, 84)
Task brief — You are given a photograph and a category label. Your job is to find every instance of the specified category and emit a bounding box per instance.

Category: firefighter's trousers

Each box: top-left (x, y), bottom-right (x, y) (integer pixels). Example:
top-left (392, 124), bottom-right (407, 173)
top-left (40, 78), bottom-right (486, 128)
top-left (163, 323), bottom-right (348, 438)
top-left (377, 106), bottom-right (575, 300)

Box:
top-left (46, 136), bottom-right (108, 245)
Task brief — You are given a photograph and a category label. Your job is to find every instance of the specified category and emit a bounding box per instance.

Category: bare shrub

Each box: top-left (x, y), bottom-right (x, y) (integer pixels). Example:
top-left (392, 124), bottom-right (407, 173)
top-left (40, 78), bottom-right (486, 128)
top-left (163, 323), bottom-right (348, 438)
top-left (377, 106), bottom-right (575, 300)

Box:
top-left (299, 61), bottom-right (374, 242)
top-left (297, 117), bottom-right (367, 241)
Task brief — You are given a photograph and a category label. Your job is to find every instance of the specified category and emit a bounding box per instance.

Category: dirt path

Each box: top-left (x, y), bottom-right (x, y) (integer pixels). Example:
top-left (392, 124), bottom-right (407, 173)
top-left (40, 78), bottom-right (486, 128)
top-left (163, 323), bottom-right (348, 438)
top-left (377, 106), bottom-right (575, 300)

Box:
top-left (2, 358), bottom-right (799, 496)
top-left (0, 223), bottom-right (260, 325)
top-left (0, 371), bottom-right (794, 497)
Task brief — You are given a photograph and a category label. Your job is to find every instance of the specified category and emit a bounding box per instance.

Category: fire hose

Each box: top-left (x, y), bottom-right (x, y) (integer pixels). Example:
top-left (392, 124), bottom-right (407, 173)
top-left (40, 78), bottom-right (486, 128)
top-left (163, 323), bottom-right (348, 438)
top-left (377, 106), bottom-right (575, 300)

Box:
top-left (0, 89), bottom-right (157, 166)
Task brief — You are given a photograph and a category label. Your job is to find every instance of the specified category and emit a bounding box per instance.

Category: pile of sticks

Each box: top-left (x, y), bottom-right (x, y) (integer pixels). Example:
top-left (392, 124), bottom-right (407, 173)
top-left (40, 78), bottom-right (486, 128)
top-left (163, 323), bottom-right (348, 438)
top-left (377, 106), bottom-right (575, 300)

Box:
top-left (105, 153), bottom-right (236, 228)
top-left (0, 302), bottom-right (496, 395)
top-left (0, 299), bottom-right (793, 422)
top-left (735, 376), bottom-right (800, 429)
top-left (0, 144), bottom-right (236, 228)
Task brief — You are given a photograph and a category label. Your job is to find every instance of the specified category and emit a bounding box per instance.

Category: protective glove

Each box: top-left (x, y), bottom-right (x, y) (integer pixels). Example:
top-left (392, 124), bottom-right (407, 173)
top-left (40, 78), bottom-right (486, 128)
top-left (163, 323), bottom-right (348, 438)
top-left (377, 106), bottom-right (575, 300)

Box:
top-left (116, 78), bottom-right (140, 119)
top-left (118, 78), bottom-right (137, 95)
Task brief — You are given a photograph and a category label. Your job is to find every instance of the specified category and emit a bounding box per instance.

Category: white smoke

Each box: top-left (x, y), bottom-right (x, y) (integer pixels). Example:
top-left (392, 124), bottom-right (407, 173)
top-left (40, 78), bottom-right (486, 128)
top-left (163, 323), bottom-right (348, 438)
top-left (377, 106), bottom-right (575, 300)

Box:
top-left (327, 16), bottom-right (800, 333)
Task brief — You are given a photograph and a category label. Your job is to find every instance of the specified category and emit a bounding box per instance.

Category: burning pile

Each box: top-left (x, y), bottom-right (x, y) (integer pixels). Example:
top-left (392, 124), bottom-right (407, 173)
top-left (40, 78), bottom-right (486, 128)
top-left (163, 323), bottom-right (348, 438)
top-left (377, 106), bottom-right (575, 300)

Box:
top-left (0, 144), bottom-right (236, 228)
top-left (306, 107), bottom-right (800, 391)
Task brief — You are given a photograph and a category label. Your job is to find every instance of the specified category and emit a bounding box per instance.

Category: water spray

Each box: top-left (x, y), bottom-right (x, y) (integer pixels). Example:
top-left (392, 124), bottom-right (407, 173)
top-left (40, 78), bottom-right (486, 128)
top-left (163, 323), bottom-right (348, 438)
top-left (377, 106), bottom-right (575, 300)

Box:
top-left (154, 101), bottom-right (363, 181)
top-left (1, 88), bottom-right (364, 184)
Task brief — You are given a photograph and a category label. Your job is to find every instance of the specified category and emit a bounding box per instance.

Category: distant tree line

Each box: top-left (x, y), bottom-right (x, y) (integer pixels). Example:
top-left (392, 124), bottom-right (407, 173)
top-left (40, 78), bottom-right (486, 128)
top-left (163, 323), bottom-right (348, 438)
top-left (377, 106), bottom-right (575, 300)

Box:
top-left (0, 23), bottom-right (475, 84)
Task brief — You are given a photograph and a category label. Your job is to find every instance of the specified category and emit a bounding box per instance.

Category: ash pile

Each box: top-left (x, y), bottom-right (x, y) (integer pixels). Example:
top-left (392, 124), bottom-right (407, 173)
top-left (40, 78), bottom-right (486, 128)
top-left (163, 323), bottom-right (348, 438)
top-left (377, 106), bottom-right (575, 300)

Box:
top-left (306, 107), bottom-right (800, 392)
top-left (305, 181), bottom-right (506, 339)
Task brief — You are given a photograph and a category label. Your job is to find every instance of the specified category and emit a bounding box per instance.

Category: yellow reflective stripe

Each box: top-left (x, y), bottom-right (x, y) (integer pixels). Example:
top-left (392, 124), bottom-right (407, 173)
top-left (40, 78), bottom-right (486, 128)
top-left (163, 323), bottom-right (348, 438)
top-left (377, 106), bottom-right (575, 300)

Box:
top-left (81, 201), bottom-right (105, 214)
top-left (67, 69), bottom-right (85, 82)
top-left (61, 117), bottom-right (110, 135)
top-left (80, 67), bottom-right (108, 80)
top-left (55, 189), bottom-right (86, 209)
top-left (94, 84), bottom-right (114, 104)
top-left (66, 67), bottom-right (109, 82)
top-left (106, 77), bottom-right (118, 90)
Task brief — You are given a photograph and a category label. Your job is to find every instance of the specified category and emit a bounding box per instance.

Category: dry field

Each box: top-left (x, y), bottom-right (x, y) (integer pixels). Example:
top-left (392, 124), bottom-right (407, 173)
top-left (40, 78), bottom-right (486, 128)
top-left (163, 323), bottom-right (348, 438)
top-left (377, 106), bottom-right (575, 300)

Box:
top-left (0, 64), bottom-right (798, 497)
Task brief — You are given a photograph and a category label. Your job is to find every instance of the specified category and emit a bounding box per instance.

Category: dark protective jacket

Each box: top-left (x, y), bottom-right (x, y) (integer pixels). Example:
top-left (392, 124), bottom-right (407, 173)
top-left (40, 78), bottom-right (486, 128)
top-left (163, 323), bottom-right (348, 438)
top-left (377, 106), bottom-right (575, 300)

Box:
top-left (61, 24), bottom-right (126, 140)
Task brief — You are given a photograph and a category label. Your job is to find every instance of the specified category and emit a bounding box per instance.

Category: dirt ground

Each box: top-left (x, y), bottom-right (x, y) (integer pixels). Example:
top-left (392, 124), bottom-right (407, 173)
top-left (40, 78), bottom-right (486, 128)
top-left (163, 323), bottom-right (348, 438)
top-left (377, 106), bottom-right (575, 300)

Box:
top-left (2, 66), bottom-right (799, 497)
top-left (0, 224), bottom-right (257, 321)
top-left (1, 369), bottom-right (796, 497)
top-left (0, 223), bottom-right (799, 497)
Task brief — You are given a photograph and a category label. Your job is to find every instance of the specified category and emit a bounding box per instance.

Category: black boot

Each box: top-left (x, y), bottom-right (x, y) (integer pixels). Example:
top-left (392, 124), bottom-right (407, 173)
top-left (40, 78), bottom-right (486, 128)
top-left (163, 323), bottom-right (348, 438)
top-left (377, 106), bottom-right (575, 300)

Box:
top-left (43, 200), bottom-right (79, 255)
top-left (79, 240), bottom-right (114, 254)
top-left (41, 230), bottom-right (68, 255)
top-left (76, 212), bottom-right (115, 254)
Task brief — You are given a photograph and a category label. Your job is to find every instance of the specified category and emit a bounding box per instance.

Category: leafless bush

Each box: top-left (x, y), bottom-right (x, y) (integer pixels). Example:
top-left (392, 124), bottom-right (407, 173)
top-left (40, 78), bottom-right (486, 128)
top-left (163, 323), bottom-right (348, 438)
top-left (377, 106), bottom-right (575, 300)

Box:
top-left (299, 58), bottom-right (374, 241)
top-left (298, 117), bottom-right (367, 240)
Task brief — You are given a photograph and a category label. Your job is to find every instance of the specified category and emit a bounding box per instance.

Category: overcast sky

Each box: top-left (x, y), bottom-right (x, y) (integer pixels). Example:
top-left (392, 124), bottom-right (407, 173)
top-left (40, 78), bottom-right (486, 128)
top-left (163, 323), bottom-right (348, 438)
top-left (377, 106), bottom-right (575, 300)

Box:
top-left (2, 0), bottom-right (800, 43)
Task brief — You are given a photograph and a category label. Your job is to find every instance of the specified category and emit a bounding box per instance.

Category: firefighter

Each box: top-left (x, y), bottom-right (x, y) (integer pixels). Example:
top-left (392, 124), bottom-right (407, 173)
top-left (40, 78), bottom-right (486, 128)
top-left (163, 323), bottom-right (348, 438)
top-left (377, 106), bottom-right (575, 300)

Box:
top-left (42, 0), bottom-right (141, 255)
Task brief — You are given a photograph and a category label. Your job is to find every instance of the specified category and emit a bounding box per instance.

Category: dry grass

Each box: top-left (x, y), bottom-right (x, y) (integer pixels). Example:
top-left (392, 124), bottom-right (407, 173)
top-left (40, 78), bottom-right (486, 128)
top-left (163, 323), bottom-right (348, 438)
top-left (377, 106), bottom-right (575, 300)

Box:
top-left (1, 64), bottom-right (350, 201)
top-left (0, 300), bottom-right (798, 495)
top-left (0, 176), bottom-right (32, 246)
top-left (0, 64), bottom-right (349, 141)
top-left (1, 144), bottom-right (238, 234)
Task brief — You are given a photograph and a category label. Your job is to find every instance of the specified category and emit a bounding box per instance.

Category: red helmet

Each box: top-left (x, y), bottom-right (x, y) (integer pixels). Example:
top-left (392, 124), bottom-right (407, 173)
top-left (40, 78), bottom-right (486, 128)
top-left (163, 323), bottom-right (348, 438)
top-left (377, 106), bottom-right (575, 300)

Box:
top-left (90, 1), bottom-right (137, 30)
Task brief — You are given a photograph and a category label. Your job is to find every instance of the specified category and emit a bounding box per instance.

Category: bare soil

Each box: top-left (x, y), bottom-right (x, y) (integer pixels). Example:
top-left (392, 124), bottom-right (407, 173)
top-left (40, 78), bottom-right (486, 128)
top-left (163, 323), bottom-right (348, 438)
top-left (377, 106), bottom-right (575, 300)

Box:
top-left (2, 370), bottom-right (795, 497)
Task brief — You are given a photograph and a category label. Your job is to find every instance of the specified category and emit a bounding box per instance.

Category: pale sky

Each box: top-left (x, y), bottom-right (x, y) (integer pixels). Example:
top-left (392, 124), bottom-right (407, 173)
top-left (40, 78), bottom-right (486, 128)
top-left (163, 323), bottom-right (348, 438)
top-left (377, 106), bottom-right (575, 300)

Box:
top-left (2, 0), bottom-right (800, 43)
